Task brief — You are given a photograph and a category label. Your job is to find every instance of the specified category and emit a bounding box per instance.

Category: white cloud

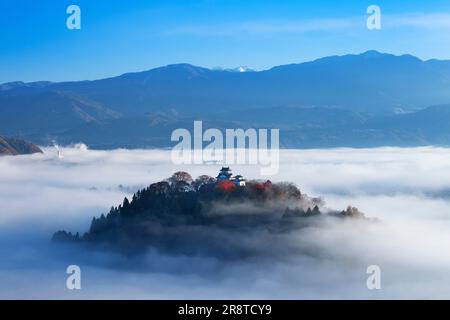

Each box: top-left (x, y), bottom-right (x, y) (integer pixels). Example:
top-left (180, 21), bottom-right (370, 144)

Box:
top-left (166, 18), bottom-right (360, 36)
top-left (165, 12), bottom-right (450, 37)
top-left (165, 18), bottom-right (361, 36)
top-left (387, 13), bottom-right (450, 29)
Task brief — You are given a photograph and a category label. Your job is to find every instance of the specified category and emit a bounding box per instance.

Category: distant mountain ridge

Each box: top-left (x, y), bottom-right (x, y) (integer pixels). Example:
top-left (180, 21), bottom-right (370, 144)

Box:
top-left (4, 50), bottom-right (450, 116)
top-left (3, 51), bottom-right (450, 148)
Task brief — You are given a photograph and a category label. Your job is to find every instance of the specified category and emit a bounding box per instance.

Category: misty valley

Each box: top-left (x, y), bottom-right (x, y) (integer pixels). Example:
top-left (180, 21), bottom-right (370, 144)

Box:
top-left (3, 0), bottom-right (450, 305)
top-left (1, 146), bottom-right (450, 299)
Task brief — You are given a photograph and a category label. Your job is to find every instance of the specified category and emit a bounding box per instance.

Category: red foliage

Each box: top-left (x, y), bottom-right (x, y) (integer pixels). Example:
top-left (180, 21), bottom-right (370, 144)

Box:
top-left (217, 180), bottom-right (236, 192)
top-left (254, 183), bottom-right (265, 190)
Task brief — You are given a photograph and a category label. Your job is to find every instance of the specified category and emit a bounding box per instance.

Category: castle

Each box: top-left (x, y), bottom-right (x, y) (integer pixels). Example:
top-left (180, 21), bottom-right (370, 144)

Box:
top-left (216, 167), bottom-right (246, 187)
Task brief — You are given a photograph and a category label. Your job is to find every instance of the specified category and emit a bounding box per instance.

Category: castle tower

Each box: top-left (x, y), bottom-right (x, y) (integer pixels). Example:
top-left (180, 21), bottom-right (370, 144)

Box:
top-left (217, 167), bottom-right (232, 181)
top-left (233, 175), bottom-right (246, 187)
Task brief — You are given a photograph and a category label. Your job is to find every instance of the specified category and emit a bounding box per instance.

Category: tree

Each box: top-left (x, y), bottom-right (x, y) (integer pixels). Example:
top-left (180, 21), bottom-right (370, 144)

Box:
top-left (168, 171), bottom-right (193, 185)
top-left (312, 205), bottom-right (321, 216)
top-left (193, 175), bottom-right (215, 190)
top-left (217, 180), bottom-right (236, 192)
top-left (341, 206), bottom-right (365, 218)
top-left (150, 181), bottom-right (170, 194)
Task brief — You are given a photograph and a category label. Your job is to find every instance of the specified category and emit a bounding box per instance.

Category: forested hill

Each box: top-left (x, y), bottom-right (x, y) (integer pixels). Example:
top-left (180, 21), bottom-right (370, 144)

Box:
top-left (53, 171), bottom-right (368, 257)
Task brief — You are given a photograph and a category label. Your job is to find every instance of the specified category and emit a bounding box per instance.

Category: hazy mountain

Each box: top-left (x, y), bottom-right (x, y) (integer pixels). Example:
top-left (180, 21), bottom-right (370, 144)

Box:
top-left (0, 136), bottom-right (42, 156)
top-left (3, 51), bottom-right (450, 148)
top-left (364, 104), bottom-right (450, 145)
top-left (0, 81), bottom-right (52, 92)
top-left (26, 105), bottom-right (450, 149)
top-left (47, 51), bottom-right (450, 116)
top-left (4, 50), bottom-right (450, 116)
top-left (0, 90), bottom-right (120, 139)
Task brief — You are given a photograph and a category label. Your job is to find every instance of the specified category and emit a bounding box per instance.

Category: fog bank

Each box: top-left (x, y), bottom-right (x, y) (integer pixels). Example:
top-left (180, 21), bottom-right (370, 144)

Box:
top-left (1, 146), bottom-right (450, 299)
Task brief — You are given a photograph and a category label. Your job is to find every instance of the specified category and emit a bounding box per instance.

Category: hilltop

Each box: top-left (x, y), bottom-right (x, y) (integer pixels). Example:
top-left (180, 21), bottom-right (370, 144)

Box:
top-left (53, 168), bottom-right (368, 257)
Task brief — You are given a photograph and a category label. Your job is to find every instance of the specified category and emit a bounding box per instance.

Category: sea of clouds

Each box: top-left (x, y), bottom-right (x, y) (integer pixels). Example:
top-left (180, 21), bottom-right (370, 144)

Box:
top-left (1, 145), bottom-right (450, 299)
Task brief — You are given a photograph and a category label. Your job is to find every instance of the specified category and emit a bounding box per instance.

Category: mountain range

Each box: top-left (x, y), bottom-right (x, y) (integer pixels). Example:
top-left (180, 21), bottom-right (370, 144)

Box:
top-left (2, 50), bottom-right (450, 148)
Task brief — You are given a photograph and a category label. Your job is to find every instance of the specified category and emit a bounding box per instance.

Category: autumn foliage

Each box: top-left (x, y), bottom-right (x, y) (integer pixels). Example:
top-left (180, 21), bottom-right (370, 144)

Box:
top-left (217, 180), bottom-right (236, 192)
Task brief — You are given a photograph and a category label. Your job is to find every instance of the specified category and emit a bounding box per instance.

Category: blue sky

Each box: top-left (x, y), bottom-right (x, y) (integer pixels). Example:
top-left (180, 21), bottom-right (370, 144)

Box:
top-left (2, 0), bottom-right (450, 83)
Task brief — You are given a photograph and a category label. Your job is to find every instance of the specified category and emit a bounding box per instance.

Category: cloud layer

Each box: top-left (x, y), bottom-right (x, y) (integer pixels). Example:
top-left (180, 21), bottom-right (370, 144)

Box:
top-left (1, 146), bottom-right (450, 299)
top-left (165, 13), bottom-right (450, 37)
